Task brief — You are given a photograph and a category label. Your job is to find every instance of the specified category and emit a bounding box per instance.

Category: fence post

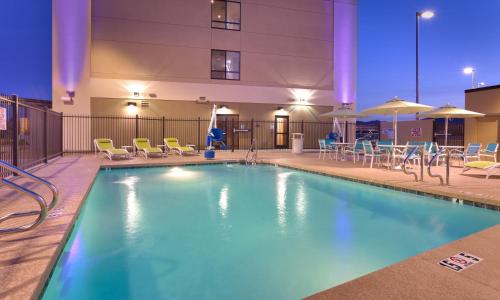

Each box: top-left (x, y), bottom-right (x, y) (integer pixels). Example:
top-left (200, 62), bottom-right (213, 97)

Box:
top-left (44, 107), bottom-right (49, 163)
top-left (12, 95), bottom-right (19, 167)
top-left (60, 112), bottom-right (63, 156)
top-left (162, 116), bottom-right (165, 139)
top-left (135, 114), bottom-right (139, 138)
top-left (250, 118), bottom-right (254, 152)
top-left (301, 120), bottom-right (304, 134)
top-left (345, 120), bottom-right (349, 143)
top-left (197, 117), bottom-right (201, 153)
top-left (231, 118), bottom-right (235, 152)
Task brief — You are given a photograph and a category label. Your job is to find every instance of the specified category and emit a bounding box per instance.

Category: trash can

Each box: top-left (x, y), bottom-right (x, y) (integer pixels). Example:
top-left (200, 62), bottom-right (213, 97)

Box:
top-left (292, 133), bottom-right (304, 154)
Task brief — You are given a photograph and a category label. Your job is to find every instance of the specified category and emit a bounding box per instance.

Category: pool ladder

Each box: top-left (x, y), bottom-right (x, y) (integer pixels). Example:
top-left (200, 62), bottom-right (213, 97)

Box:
top-left (0, 160), bottom-right (59, 234)
top-left (245, 138), bottom-right (258, 165)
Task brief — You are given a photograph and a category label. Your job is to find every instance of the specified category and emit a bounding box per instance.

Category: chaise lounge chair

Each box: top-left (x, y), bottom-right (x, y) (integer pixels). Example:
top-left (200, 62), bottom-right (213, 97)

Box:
top-left (461, 161), bottom-right (500, 179)
top-left (164, 138), bottom-right (197, 156)
top-left (94, 138), bottom-right (131, 160)
top-left (133, 138), bottom-right (165, 159)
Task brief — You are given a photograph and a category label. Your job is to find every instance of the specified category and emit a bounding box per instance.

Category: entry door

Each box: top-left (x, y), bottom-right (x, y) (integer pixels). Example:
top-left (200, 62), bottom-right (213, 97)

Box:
top-left (216, 114), bottom-right (239, 149)
top-left (274, 116), bottom-right (289, 149)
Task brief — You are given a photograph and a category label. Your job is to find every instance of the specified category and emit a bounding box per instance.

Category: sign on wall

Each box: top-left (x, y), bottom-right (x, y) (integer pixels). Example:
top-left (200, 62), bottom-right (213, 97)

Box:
top-left (382, 128), bottom-right (394, 139)
top-left (410, 127), bottom-right (422, 137)
top-left (0, 107), bottom-right (6, 130)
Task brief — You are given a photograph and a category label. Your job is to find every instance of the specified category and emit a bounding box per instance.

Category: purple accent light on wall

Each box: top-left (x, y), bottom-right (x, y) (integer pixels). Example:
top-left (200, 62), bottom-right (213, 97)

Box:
top-left (55, 0), bottom-right (89, 91)
top-left (334, 0), bottom-right (357, 105)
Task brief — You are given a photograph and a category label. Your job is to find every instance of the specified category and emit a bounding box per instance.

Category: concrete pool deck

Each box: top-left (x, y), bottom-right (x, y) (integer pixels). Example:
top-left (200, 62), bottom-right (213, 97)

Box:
top-left (0, 152), bottom-right (499, 299)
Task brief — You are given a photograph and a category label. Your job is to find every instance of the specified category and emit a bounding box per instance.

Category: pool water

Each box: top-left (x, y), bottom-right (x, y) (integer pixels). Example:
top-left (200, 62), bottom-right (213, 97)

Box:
top-left (43, 164), bottom-right (500, 300)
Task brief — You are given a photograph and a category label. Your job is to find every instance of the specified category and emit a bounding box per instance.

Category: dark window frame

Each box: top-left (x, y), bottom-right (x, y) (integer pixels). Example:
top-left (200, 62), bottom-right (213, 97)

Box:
top-left (211, 0), bottom-right (241, 31)
top-left (211, 49), bottom-right (241, 81)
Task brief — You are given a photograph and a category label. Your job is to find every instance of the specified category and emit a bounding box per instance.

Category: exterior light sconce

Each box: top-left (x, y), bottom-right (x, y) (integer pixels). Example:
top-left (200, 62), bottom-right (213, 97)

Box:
top-left (133, 92), bottom-right (140, 97)
top-left (126, 102), bottom-right (138, 115)
top-left (61, 90), bottom-right (75, 104)
top-left (276, 106), bottom-right (287, 116)
top-left (221, 105), bottom-right (228, 109)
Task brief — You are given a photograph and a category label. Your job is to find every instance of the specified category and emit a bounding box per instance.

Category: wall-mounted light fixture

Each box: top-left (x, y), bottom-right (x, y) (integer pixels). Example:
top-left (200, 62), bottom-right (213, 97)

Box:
top-left (216, 105), bottom-right (231, 115)
top-left (126, 102), bottom-right (138, 115)
top-left (291, 89), bottom-right (314, 106)
top-left (276, 106), bottom-right (288, 116)
top-left (133, 92), bottom-right (140, 97)
top-left (61, 90), bottom-right (75, 103)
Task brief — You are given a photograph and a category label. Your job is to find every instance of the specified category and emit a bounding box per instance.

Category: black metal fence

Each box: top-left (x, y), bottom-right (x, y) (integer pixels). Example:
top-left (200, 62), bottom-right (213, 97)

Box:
top-left (62, 114), bottom-right (358, 152)
top-left (0, 94), bottom-right (63, 175)
top-left (433, 118), bottom-right (465, 146)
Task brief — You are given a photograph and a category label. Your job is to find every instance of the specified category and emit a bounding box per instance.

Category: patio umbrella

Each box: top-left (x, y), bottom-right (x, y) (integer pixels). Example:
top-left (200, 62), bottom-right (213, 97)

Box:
top-left (321, 106), bottom-right (366, 142)
top-left (361, 97), bottom-right (433, 145)
top-left (419, 104), bottom-right (485, 146)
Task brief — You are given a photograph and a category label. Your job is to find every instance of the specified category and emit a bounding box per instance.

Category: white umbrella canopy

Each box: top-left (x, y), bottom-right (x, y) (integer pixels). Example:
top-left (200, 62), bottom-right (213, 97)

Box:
top-left (420, 104), bottom-right (485, 146)
top-left (321, 107), bottom-right (366, 142)
top-left (361, 97), bottom-right (434, 145)
top-left (321, 106), bottom-right (366, 118)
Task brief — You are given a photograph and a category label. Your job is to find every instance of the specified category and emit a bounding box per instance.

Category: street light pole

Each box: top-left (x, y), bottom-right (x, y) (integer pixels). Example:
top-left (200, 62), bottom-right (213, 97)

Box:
top-left (415, 10), bottom-right (434, 119)
top-left (416, 12), bottom-right (420, 106)
top-left (463, 67), bottom-right (476, 88)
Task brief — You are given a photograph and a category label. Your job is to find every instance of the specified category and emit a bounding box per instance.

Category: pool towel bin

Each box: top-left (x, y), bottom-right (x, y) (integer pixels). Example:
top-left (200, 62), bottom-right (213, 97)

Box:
top-left (292, 133), bottom-right (304, 154)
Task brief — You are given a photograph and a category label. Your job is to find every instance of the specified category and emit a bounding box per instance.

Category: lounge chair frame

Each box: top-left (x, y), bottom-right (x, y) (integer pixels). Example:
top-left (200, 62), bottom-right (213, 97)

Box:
top-left (94, 138), bottom-right (131, 160)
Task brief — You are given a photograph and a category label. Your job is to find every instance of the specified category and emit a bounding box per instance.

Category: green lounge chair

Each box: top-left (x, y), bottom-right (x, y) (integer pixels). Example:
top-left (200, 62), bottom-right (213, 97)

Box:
top-left (133, 138), bottom-right (165, 159)
top-left (462, 161), bottom-right (500, 179)
top-left (164, 138), bottom-right (196, 156)
top-left (94, 138), bottom-right (131, 160)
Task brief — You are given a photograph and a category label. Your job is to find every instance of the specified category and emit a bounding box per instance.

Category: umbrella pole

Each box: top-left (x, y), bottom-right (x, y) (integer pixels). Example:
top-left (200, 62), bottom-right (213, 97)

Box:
top-left (444, 116), bottom-right (449, 146)
top-left (394, 112), bottom-right (398, 145)
top-left (344, 116), bottom-right (347, 143)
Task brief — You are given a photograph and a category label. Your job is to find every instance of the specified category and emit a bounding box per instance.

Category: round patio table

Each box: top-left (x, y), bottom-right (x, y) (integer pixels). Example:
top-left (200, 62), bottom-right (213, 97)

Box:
top-left (330, 142), bottom-right (353, 161)
top-left (377, 144), bottom-right (408, 169)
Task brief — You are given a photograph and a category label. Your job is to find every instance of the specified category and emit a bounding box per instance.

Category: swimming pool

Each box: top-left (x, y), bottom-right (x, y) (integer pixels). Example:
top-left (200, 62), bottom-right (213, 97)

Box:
top-left (43, 164), bottom-right (500, 299)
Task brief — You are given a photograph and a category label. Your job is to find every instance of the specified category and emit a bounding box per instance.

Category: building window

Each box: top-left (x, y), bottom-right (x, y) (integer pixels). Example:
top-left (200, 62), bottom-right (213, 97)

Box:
top-left (211, 0), bottom-right (241, 31)
top-left (211, 50), bottom-right (240, 80)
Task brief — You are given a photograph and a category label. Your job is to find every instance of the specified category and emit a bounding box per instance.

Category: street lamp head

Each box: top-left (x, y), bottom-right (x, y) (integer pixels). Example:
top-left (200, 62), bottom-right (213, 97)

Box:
top-left (463, 67), bottom-right (475, 75)
top-left (419, 11), bottom-right (435, 19)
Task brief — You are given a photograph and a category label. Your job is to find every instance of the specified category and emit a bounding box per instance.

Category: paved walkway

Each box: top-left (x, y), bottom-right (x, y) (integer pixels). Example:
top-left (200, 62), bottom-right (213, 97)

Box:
top-left (0, 152), bottom-right (499, 299)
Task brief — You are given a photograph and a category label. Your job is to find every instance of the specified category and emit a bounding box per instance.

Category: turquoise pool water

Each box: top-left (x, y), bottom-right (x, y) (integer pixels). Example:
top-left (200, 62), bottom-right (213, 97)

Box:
top-left (43, 164), bottom-right (500, 300)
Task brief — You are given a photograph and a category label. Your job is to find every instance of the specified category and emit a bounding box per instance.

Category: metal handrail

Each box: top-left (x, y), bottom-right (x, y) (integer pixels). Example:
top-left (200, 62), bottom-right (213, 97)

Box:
top-left (0, 160), bottom-right (59, 234)
top-left (402, 145), bottom-right (419, 182)
top-left (245, 138), bottom-right (258, 165)
top-left (427, 149), bottom-right (445, 185)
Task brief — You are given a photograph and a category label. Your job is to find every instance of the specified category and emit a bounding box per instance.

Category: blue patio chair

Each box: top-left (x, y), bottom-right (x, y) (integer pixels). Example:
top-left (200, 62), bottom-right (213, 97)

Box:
top-left (345, 139), bottom-right (364, 163)
top-left (325, 139), bottom-right (339, 160)
top-left (318, 139), bottom-right (331, 160)
top-left (480, 143), bottom-right (499, 162)
top-left (376, 140), bottom-right (393, 166)
top-left (394, 142), bottom-right (421, 166)
top-left (424, 142), bottom-right (440, 166)
top-left (362, 140), bottom-right (382, 168)
top-left (450, 143), bottom-right (481, 165)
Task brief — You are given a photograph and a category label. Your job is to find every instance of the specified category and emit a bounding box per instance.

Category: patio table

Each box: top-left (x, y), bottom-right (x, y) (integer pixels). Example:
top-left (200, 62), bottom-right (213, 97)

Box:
top-left (330, 142), bottom-right (353, 161)
top-left (377, 144), bottom-right (408, 169)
